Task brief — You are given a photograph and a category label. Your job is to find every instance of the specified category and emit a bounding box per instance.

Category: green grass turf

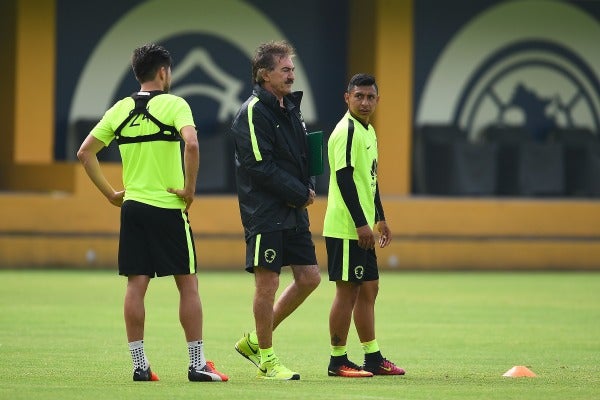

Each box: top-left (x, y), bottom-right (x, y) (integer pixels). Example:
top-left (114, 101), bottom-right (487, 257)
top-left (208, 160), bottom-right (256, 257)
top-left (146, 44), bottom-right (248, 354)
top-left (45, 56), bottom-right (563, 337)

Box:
top-left (0, 270), bottom-right (598, 400)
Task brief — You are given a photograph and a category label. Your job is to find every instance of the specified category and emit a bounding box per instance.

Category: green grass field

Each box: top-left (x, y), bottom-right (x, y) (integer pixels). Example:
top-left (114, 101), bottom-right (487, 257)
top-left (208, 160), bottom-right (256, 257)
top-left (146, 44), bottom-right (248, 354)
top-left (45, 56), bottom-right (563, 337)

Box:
top-left (0, 270), bottom-right (598, 400)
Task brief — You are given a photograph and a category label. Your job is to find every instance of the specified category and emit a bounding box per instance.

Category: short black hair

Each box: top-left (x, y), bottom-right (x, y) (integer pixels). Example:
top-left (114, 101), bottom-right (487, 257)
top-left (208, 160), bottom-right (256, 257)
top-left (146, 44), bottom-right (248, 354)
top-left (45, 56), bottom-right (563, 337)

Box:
top-left (347, 73), bottom-right (378, 94)
top-left (131, 43), bottom-right (172, 83)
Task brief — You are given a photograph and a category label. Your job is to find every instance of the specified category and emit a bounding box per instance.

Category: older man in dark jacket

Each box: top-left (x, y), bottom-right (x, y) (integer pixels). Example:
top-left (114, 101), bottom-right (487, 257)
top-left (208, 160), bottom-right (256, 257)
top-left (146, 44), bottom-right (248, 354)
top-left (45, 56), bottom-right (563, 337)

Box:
top-left (230, 40), bottom-right (320, 381)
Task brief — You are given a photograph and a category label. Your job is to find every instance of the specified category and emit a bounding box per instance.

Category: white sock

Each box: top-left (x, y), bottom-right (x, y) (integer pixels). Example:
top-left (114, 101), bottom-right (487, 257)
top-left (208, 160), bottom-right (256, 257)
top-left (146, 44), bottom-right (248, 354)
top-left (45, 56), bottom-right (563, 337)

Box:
top-left (188, 340), bottom-right (206, 369)
top-left (128, 340), bottom-right (149, 370)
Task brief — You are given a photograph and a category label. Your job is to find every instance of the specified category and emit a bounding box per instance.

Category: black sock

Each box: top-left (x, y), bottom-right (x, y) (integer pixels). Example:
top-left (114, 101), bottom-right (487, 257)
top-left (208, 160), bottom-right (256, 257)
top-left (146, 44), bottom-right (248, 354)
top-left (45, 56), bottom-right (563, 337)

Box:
top-left (330, 354), bottom-right (349, 367)
top-left (364, 351), bottom-right (383, 366)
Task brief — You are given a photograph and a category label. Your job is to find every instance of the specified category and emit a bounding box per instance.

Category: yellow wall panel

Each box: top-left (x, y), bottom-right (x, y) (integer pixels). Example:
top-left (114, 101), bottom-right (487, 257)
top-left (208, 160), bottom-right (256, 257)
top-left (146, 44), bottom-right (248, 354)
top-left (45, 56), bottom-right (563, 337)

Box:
top-left (374, 0), bottom-right (413, 195)
top-left (14, 0), bottom-right (55, 163)
top-left (0, 0), bottom-right (17, 165)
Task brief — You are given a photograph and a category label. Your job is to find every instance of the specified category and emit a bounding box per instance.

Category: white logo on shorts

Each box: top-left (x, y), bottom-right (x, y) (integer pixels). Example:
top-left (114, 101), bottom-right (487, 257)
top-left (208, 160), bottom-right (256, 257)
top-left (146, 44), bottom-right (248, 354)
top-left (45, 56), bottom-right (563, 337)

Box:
top-left (354, 265), bottom-right (364, 280)
top-left (264, 249), bottom-right (277, 263)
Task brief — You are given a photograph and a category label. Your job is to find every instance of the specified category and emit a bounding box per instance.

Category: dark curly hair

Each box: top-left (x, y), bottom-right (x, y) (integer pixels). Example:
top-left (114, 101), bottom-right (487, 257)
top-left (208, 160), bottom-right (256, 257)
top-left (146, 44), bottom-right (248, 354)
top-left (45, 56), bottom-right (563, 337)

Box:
top-left (251, 40), bottom-right (295, 85)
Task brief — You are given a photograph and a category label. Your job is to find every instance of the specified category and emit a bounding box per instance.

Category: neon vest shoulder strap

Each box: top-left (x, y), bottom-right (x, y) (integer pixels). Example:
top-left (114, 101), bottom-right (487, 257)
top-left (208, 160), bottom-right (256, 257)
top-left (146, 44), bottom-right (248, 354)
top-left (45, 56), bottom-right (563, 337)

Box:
top-left (114, 91), bottom-right (180, 145)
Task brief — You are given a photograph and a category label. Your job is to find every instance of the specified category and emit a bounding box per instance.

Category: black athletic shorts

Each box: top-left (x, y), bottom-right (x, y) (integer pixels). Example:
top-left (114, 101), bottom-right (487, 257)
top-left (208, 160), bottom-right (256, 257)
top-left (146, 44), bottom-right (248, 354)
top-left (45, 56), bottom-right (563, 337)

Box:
top-left (245, 228), bottom-right (317, 273)
top-left (119, 200), bottom-right (197, 277)
top-left (325, 237), bottom-right (379, 283)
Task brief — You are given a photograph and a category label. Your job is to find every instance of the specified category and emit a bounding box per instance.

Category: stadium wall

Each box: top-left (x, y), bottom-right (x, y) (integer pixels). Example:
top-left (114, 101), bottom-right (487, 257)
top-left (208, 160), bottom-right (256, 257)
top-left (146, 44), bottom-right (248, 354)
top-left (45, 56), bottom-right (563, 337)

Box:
top-left (1, 0), bottom-right (599, 270)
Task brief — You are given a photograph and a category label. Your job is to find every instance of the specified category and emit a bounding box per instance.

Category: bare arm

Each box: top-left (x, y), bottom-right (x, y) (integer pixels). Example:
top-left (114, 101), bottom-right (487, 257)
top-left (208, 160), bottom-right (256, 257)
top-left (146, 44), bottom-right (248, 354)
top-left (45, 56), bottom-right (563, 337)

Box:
top-left (167, 125), bottom-right (199, 211)
top-left (77, 134), bottom-right (124, 207)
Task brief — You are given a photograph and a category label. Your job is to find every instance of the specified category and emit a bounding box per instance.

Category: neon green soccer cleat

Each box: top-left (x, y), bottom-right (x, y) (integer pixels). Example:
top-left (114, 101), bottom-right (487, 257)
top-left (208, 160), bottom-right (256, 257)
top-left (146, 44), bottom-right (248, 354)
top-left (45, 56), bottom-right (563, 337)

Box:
top-left (257, 356), bottom-right (300, 380)
top-left (234, 333), bottom-right (260, 368)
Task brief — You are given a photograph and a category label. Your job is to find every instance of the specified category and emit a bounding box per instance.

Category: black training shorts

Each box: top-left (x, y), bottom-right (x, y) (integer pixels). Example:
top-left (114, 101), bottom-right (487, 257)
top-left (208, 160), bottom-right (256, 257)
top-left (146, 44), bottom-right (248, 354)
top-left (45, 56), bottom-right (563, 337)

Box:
top-left (245, 228), bottom-right (317, 273)
top-left (325, 237), bottom-right (379, 283)
top-left (119, 200), bottom-right (197, 277)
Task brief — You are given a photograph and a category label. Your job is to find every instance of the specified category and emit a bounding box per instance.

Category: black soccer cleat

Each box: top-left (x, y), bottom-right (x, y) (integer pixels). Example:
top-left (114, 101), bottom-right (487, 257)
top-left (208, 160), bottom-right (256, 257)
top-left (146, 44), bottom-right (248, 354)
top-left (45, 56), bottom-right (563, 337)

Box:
top-left (188, 361), bottom-right (229, 382)
top-left (133, 366), bottom-right (159, 381)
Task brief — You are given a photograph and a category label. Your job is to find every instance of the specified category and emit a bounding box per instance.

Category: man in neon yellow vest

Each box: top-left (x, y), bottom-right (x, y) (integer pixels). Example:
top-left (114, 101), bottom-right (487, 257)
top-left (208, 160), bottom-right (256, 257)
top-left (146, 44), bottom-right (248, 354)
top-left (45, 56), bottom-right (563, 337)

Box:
top-left (77, 43), bottom-right (228, 383)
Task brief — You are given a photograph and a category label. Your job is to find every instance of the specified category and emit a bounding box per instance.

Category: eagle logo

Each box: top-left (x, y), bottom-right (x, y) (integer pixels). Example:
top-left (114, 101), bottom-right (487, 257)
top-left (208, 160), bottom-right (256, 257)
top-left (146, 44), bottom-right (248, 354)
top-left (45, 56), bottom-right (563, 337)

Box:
top-left (264, 249), bottom-right (277, 263)
top-left (354, 265), bottom-right (365, 280)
